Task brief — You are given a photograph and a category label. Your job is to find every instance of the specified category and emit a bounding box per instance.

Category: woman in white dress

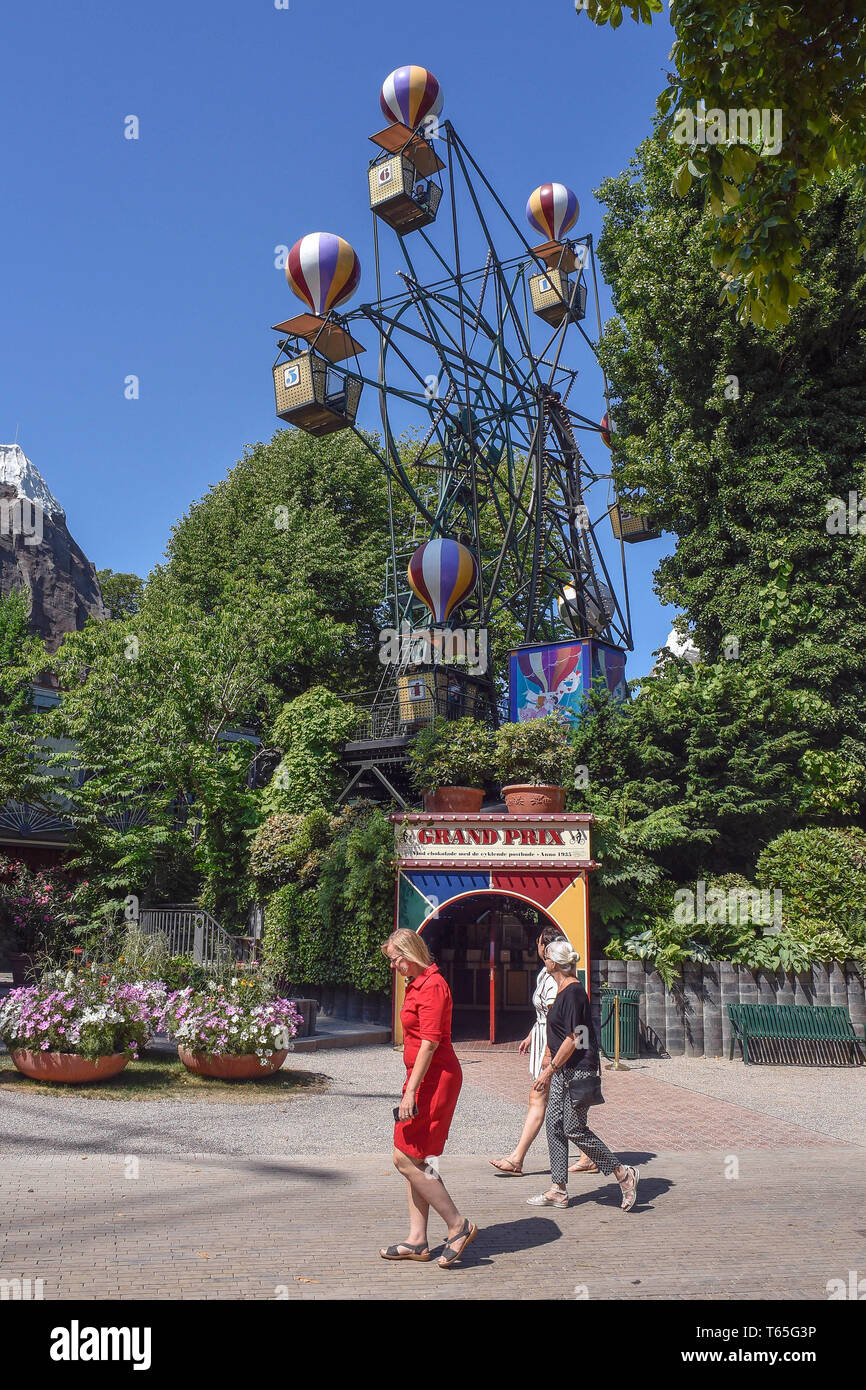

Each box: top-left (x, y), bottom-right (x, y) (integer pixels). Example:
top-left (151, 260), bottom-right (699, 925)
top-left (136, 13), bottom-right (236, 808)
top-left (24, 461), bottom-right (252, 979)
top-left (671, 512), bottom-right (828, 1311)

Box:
top-left (489, 926), bottom-right (597, 1176)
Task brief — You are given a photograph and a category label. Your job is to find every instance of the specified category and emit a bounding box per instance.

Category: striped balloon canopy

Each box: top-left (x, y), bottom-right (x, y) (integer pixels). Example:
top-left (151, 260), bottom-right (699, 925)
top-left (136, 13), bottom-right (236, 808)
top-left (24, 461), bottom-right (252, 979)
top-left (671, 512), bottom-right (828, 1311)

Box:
top-left (526, 183), bottom-right (579, 242)
top-left (407, 538), bottom-right (477, 624)
top-left (380, 65), bottom-right (443, 130)
top-left (286, 233), bottom-right (361, 316)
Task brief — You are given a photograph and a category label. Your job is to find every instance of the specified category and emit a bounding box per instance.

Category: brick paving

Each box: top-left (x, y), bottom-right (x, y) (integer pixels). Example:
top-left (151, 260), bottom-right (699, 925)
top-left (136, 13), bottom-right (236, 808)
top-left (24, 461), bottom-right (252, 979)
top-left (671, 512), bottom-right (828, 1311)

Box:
top-left (456, 1050), bottom-right (844, 1151)
top-left (0, 1046), bottom-right (861, 1300)
top-left (1, 1151), bottom-right (862, 1301)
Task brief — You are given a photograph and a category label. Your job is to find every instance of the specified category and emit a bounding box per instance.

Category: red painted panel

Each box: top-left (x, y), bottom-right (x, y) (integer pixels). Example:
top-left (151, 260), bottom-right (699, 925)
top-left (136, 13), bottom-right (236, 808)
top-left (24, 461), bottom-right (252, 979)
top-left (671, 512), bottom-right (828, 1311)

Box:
top-left (491, 871), bottom-right (579, 909)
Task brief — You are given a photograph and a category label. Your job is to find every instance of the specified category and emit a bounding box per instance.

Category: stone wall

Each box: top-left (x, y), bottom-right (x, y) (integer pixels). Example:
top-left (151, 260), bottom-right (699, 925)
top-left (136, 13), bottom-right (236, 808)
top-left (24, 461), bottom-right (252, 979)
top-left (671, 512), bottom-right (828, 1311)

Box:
top-left (280, 981), bottom-right (392, 1027)
top-left (590, 958), bottom-right (866, 1057)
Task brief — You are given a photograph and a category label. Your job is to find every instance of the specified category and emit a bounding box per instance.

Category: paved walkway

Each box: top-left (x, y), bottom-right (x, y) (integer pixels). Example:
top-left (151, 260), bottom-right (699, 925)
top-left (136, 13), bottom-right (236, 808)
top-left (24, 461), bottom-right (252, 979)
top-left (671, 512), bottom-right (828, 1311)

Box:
top-left (1, 1046), bottom-right (862, 1300)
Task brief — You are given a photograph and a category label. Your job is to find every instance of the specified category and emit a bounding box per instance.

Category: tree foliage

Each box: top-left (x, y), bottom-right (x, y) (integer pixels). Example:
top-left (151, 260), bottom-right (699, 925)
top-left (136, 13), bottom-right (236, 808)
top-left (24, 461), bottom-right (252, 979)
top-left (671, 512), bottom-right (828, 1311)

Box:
top-left (146, 428), bottom-right (394, 704)
top-left (0, 592), bottom-right (56, 810)
top-left (595, 143), bottom-right (866, 780)
top-left (581, 0), bottom-right (866, 326)
top-left (96, 571), bottom-right (144, 620)
top-left (46, 598), bottom-right (268, 927)
top-left (261, 687), bottom-right (361, 815)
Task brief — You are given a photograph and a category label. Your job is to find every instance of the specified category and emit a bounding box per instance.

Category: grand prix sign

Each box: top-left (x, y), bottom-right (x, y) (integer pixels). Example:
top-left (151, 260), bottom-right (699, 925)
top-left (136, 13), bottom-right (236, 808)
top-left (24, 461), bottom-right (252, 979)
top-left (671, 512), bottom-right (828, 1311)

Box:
top-left (394, 814), bottom-right (592, 868)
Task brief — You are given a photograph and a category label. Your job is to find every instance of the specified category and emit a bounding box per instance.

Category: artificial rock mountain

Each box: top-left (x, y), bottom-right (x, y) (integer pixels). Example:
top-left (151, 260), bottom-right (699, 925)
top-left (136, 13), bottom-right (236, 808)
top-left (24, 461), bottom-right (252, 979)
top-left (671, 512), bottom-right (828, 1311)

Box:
top-left (0, 444), bottom-right (106, 652)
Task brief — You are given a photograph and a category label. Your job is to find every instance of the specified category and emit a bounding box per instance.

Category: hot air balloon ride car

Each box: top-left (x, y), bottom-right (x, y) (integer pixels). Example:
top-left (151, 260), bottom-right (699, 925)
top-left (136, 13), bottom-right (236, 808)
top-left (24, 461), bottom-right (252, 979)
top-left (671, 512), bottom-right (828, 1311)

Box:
top-left (557, 580), bottom-right (616, 637)
top-left (607, 500), bottom-right (660, 544)
top-left (397, 537), bottom-right (485, 730)
top-left (271, 233), bottom-right (365, 436)
top-left (368, 67), bottom-right (445, 233)
top-left (525, 184), bottom-right (587, 327)
top-left (598, 414), bottom-right (661, 543)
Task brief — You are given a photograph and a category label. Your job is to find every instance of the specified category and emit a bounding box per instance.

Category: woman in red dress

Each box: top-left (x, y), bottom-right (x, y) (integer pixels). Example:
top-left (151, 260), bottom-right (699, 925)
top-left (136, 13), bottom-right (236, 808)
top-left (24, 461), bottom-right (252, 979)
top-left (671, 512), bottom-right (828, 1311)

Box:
top-left (379, 928), bottom-right (477, 1268)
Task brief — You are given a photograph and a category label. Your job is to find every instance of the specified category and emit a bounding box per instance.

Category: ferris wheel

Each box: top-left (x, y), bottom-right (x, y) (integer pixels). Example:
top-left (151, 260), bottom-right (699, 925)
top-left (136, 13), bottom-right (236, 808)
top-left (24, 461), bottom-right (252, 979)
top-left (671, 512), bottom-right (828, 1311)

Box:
top-left (270, 67), bottom-right (657, 678)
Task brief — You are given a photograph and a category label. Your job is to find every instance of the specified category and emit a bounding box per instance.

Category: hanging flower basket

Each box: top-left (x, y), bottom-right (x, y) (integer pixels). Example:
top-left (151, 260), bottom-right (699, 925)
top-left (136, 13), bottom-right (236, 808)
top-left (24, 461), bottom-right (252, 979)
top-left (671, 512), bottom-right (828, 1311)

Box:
top-left (10, 1050), bottom-right (129, 1084)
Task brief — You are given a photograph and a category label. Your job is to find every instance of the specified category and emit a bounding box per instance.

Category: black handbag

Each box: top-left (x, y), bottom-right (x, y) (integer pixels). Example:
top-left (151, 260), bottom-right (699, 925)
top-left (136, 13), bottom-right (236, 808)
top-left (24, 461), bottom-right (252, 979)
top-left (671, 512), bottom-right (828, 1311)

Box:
top-left (567, 1070), bottom-right (604, 1107)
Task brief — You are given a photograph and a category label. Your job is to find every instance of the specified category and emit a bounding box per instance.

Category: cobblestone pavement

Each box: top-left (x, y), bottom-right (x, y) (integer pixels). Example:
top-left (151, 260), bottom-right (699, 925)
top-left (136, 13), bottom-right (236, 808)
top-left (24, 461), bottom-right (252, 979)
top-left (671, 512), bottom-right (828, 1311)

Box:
top-left (1, 1045), bottom-right (862, 1300)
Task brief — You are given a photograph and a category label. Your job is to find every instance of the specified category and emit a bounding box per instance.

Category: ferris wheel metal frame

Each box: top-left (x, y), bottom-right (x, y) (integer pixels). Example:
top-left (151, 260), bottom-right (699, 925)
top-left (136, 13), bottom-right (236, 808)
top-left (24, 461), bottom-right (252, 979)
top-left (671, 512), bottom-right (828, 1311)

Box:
top-left (271, 116), bottom-right (635, 665)
top-left (355, 118), bottom-right (632, 654)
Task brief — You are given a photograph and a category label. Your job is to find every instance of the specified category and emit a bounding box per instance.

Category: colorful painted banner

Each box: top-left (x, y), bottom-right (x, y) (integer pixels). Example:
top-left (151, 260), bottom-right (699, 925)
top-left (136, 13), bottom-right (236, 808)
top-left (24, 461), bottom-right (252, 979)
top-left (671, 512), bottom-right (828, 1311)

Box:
top-left (508, 638), bottom-right (627, 722)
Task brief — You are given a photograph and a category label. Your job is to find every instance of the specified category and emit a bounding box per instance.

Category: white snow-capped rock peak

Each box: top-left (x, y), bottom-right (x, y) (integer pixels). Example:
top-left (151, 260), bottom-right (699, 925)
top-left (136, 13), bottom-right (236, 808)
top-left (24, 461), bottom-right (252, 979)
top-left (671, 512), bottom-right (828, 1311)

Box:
top-left (0, 444), bottom-right (64, 518)
top-left (664, 627), bottom-right (701, 663)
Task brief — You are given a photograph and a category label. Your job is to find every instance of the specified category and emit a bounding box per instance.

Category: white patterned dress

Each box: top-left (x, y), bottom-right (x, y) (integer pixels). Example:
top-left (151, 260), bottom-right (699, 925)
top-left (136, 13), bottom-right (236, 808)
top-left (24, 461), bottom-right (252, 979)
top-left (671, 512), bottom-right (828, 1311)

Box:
top-left (529, 967), bottom-right (559, 1079)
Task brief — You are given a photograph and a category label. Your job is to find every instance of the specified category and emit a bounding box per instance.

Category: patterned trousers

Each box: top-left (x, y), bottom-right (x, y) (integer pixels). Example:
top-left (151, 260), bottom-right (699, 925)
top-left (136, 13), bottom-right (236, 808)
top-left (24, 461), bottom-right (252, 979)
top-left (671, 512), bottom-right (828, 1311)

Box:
top-left (546, 1067), bottom-right (620, 1187)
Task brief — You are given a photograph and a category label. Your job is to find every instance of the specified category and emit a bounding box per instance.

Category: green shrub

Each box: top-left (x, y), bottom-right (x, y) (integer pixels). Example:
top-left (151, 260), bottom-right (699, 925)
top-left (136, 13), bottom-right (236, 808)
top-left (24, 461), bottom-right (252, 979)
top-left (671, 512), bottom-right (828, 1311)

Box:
top-left (248, 808), bottom-right (332, 891)
top-left (496, 714), bottom-right (574, 786)
top-left (756, 827), bottom-right (866, 933)
top-left (261, 807), bottom-right (393, 995)
top-left (262, 687), bottom-right (360, 815)
top-left (408, 717), bottom-right (496, 794)
top-left (262, 881), bottom-right (334, 986)
top-left (318, 808), bottom-right (393, 994)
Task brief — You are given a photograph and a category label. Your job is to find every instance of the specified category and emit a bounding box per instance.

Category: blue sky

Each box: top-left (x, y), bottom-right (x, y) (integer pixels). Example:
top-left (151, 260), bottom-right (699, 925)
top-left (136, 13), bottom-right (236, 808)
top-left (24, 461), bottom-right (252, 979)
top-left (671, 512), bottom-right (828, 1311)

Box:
top-left (2, 0), bottom-right (678, 676)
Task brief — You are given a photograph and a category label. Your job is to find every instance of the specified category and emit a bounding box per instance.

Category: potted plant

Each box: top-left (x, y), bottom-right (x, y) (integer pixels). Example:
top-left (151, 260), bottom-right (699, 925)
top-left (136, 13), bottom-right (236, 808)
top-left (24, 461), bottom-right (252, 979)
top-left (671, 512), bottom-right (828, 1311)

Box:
top-left (162, 978), bottom-right (302, 1079)
top-left (0, 967), bottom-right (166, 1083)
top-left (495, 714), bottom-right (574, 814)
top-left (408, 717), bottom-right (496, 812)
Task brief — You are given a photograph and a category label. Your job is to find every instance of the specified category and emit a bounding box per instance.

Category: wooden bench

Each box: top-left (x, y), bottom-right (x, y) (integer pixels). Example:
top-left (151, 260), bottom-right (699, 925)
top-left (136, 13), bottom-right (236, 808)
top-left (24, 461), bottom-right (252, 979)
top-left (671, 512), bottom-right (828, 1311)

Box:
top-left (728, 1002), bottom-right (866, 1066)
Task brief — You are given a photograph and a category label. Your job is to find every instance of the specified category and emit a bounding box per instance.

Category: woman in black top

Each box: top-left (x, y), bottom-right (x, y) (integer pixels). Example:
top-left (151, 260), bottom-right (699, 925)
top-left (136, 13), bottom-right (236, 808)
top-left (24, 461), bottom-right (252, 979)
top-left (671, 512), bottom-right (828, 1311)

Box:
top-left (526, 938), bottom-right (639, 1212)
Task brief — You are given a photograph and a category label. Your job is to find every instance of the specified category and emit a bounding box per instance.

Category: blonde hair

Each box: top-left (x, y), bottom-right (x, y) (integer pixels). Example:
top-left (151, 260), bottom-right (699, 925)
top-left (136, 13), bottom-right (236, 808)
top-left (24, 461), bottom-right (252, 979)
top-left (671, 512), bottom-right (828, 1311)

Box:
top-left (545, 938), bottom-right (580, 974)
top-left (380, 928), bottom-right (432, 969)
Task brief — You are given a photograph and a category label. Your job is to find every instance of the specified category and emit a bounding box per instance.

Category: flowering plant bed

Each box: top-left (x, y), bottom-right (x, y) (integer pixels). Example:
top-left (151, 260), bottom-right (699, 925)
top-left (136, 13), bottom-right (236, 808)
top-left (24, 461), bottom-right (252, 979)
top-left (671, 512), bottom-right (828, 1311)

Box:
top-left (0, 970), bottom-right (167, 1077)
top-left (161, 981), bottom-right (302, 1072)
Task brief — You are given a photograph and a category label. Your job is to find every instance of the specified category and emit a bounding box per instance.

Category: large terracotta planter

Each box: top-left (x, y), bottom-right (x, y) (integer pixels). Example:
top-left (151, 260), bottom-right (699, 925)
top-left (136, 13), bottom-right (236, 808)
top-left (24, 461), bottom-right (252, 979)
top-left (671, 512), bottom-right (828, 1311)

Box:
top-left (177, 1047), bottom-right (288, 1079)
top-left (423, 787), bottom-right (484, 813)
top-left (10, 1050), bottom-right (129, 1083)
top-left (502, 784), bottom-right (566, 814)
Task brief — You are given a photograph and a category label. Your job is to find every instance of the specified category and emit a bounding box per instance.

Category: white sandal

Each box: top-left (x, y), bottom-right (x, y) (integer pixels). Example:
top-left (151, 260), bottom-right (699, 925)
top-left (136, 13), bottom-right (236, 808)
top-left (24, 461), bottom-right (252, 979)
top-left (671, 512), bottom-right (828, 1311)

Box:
top-left (618, 1166), bottom-right (639, 1212)
top-left (526, 1186), bottom-right (568, 1209)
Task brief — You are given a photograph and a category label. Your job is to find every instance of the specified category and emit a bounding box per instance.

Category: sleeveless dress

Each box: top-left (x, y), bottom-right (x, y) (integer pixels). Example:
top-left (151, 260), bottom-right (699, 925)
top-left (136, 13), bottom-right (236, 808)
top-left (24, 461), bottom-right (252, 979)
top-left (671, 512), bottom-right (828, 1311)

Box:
top-left (394, 963), bottom-right (463, 1159)
top-left (529, 967), bottom-right (559, 1079)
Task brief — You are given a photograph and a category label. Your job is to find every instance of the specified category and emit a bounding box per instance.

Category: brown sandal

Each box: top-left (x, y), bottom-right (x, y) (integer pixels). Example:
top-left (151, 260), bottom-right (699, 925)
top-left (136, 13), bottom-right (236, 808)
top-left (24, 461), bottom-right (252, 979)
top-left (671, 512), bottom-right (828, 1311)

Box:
top-left (438, 1220), bottom-right (478, 1268)
top-left (379, 1242), bottom-right (431, 1261)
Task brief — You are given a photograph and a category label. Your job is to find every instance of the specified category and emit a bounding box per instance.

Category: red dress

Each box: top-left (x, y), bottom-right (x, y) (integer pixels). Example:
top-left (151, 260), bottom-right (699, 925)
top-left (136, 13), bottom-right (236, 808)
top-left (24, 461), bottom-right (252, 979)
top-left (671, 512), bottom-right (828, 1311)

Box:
top-left (395, 963), bottom-right (463, 1159)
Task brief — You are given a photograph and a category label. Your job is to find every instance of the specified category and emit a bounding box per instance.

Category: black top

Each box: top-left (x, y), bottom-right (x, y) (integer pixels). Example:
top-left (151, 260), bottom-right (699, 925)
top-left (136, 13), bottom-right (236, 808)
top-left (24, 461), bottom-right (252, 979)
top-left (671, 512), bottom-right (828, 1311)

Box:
top-left (546, 980), bottom-right (599, 1071)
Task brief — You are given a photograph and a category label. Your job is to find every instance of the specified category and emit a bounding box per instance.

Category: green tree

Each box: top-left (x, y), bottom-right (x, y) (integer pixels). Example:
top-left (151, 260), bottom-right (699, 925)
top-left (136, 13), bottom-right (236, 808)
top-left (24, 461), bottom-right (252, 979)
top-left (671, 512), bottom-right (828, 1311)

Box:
top-left (47, 598), bottom-right (269, 927)
top-left (569, 663), bottom-right (823, 932)
top-left (582, 0), bottom-right (866, 326)
top-left (145, 428), bottom-right (394, 703)
top-left (96, 571), bottom-right (144, 620)
top-left (262, 687), bottom-right (361, 815)
top-left (595, 141), bottom-right (866, 777)
top-left (0, 592), bottom-right (56, 809)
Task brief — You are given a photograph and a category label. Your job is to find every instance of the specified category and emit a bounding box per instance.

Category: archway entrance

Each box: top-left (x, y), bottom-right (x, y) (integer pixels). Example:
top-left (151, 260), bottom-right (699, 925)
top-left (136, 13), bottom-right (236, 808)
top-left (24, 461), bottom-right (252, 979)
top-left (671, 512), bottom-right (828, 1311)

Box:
top-left (391, 810), bottom-right (595, 1047)
top-left (420, 893), bottom-right (558, 1044)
